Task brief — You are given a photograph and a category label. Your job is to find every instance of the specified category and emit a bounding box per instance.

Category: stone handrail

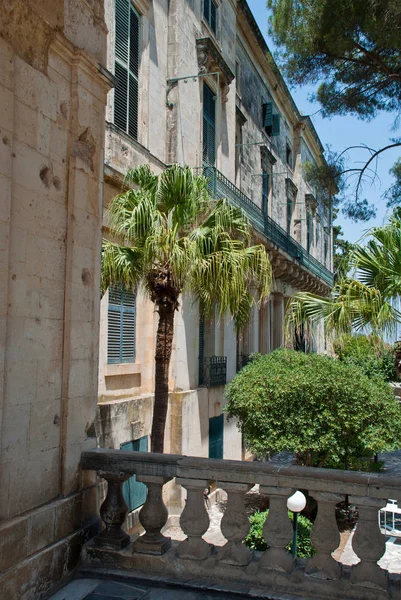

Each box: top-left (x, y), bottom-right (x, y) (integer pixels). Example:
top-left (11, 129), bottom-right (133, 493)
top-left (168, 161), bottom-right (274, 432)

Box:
top-left (81, 449), bottom-right (401, 600)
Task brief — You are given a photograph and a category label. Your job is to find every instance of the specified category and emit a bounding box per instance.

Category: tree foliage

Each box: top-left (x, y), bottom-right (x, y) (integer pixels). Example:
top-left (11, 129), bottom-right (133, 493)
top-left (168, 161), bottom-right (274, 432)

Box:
top-left (267, 0), bottom-right (401, 120)
top-left (333, 333), bottom-right (396, 381)
top-left (225, 349), bottom-right (401, 468)
top-left (332, 209), bottom-right (354, 281)
top-left (285, 209), bottom-right (401, 342)
top-left (267, 0), bottom-right (401, 218)
top-left (244, 510), bottom-right (315, 557)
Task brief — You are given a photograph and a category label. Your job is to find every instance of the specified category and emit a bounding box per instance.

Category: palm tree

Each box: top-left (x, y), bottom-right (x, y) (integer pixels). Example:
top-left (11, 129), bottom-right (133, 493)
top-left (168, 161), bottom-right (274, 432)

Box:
top-left (285, 209), bottom-right (401, 347)
top-left (102, 165), bottom-right (272, 452)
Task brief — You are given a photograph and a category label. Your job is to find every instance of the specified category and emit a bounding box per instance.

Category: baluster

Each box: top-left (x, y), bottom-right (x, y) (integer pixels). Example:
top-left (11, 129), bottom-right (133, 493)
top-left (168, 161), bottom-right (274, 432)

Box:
top-left (94, 471), bottom-right (131, 549)
top-left (217, 482), bottom-right (252, 566)
top-left (133, 475), bottom-right (172, 555)
top-left (306, 492), bottom-right (342, 580)
top-left (259, 486), bottom-right (293, 573)
top-left (176, 478), bottom-right (212, 560)
top-left (349, 496), bottom-right (387, 589)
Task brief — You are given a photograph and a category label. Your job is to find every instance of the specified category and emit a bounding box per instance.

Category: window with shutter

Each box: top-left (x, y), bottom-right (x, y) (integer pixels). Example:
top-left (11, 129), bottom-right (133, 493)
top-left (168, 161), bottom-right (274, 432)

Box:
top-left (203, 83), bottom-right (216, 166)
top-left (203, 0), bottom-right (218, 35)
top-left (272, 113), bottom-right (280, 136)
top-left (107, 284), bottom-right (136, 364)
top-left (263, 102), bottom-right (280, 137)
top-left (114, 0), bottom-right (140, 139)
top-left (263, 102), bottom-right (273, 129)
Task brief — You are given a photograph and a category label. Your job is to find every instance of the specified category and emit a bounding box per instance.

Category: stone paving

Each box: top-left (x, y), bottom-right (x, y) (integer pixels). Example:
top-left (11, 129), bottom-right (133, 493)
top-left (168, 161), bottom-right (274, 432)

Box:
top-left (48, 578), bottom-right (266, 600)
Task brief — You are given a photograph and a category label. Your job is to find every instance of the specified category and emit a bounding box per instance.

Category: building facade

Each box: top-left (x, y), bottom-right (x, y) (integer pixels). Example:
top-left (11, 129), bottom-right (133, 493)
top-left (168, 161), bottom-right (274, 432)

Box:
top-left (97, 0), bottom-right (334, 519)
top-left (0, 0), bottom-right (111, 597)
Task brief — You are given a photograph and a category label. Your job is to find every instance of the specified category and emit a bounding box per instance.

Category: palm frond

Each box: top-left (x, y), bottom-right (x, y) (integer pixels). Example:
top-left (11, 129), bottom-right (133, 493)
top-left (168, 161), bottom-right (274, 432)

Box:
top-left (101, 240), bottom-right (144, 295)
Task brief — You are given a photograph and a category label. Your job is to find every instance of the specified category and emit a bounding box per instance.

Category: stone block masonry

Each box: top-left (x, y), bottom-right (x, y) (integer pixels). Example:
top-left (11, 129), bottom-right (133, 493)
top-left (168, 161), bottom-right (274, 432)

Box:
top-left (0, 0), bottom-right (111, 597)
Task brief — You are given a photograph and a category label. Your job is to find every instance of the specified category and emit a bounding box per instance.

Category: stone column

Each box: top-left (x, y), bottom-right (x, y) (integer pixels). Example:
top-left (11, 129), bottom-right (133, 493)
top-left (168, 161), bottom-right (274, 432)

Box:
top-left (272, 293), bottom-right (285, 349)
top-left (306, 492), bottom-right (342, 579)
top-left (176, 478), bottom-right (211, 560)
top-left (217, 483), bottom-right (252, 566)
top-left (349, 496), bottom-right (387, 590)
top-left (258, 300), bottom-right (270, 355)
top-left (259, 486), bottom-right (293, 573)
top-left (133, 475), bottom-right (171, 555)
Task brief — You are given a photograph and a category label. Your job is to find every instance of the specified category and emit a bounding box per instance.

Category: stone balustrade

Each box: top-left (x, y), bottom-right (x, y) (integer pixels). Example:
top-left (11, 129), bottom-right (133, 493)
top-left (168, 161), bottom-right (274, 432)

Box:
top-left (81, 449), bottom-right (401, 600)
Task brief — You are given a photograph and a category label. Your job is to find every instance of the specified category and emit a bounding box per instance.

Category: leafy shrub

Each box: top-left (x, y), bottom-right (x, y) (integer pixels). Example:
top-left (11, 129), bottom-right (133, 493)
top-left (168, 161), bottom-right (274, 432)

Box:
top-left (225, 349), bottom-right (401, 468)
top-left (244, 510), bottom-right (315, 558)
top-left (333, 334), bottom-right (396, 382)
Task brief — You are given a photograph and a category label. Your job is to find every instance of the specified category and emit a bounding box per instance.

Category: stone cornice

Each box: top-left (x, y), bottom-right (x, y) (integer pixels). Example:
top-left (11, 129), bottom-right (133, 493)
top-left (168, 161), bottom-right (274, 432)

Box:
top-left (196, 37), bottom-right (235, 102)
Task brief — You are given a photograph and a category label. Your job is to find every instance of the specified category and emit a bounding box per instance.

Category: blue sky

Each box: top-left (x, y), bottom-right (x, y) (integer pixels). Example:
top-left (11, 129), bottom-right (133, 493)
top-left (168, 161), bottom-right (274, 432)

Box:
top-left (247, 0), bottom-right (399, 243)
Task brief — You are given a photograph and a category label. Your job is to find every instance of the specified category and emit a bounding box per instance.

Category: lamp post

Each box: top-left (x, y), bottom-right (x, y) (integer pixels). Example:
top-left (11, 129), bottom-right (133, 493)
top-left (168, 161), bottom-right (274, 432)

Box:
top-left (287, 490), bottom-right (307, 558)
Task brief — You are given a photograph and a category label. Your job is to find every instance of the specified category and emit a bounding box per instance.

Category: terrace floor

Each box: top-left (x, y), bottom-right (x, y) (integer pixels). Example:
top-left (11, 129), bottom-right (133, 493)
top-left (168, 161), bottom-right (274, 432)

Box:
top-left (48, 578), bottom-right (270, 600)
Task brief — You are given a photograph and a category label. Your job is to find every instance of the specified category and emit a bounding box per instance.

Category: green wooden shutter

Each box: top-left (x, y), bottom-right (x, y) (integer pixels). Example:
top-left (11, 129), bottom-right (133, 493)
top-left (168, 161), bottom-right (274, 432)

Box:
top-left (203, 83), bottom-right (216, 166)
top-left (263, 102), bottom-right (273, 128)
top-left (272, 113), bottom-right (281, 136)
top-left (115, 0), bottom-right (129, 63)
top-left (121, 436), bottom-right (148, 512)
top-left (107, 284), bottom-right (136, 364)
top-left (203, 0), bottom-right (210, 22)
top-left (210, 0), bottom-right (217, 33)
top-left (114, 0), bottom-right (140, 139)
top-left (209, 415), bottom-right (224, 459)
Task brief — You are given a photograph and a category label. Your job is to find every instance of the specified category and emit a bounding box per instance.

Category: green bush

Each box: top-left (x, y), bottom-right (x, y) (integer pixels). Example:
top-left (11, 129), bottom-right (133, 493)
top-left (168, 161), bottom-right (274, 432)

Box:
top-left (333, 334), bottom-right (396, 382)
top-left (225, 349), bottom-right (401, 468)
top-left (244, 510), bottom-right (315, 558)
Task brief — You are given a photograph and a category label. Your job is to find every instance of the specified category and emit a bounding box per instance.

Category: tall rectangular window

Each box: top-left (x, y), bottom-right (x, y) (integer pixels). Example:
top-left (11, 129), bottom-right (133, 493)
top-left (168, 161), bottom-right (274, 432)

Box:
top-left (203, 83), bottom-right (216, 166)
top-left (287, 196), bottom-right (293, 234)
top-left (107, 284), bottom-right (136, 364)
top-left (262, 172), bottom-right (269, 214)
top-left (203, 0), bottom-right (217, 34)
top-left (307, 211), bottom-right (313, 252)
top-left (114, 0), bottom-right (140, 139)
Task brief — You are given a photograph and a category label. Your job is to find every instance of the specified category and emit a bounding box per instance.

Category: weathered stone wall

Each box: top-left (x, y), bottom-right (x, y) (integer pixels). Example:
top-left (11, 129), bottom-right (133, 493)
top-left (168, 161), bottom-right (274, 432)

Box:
top-left (0, 0), bottom-right (110, 597)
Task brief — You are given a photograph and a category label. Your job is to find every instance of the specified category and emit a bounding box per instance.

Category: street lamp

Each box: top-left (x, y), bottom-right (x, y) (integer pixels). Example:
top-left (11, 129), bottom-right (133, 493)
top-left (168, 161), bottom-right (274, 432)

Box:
top-left (287, 490), bottom-right (307, 558)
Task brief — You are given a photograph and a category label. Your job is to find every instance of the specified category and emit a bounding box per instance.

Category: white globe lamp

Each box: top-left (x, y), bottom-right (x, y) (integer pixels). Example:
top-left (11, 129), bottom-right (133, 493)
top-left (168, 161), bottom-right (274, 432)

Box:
top-left (287, 490), bottom-right (307, 558)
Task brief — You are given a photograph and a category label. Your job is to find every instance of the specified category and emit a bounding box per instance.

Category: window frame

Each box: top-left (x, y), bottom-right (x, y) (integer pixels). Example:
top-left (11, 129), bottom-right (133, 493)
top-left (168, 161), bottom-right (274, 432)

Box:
top-left (202, 82), bottom-right (217, 167)
top-left (107, 284), bottom-right (137, 365)
top-left (113, 0), bottom-right (141, 139)
top-left (203, 0), bottom-right (218, 36)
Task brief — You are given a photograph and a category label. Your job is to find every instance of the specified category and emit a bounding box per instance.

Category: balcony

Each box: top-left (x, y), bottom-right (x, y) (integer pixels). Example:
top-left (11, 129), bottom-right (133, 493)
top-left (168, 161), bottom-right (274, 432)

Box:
top-left (198, 166), bottom-right (334, 287)
top-left (199, 356), bottom-right (227, 387)
top-left (81, 449), bottom-right (401, 600)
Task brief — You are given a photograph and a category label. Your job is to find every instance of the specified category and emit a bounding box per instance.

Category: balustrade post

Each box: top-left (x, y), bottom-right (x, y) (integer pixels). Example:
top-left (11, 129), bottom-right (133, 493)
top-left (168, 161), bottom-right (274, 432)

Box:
top-left (259, 486), bottom-right (293, 573)
top-left (349, 496), bottom-right (387, 590)
top-left (306, 492), bottom-right (342, 580)
top-left (94, 471), bottom-right (131, 549)
top-left (217, 482), bottom-right (252, 566)
top-left (133, 475), bottom-right (172, 555)
top-left (176, 478), bottom-right (212, 560)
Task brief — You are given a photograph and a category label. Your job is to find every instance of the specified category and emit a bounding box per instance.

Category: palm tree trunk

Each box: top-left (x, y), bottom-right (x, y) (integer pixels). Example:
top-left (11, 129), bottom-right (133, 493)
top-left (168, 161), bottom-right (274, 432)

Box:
top-left (151, 300), bottom-right (176, 453)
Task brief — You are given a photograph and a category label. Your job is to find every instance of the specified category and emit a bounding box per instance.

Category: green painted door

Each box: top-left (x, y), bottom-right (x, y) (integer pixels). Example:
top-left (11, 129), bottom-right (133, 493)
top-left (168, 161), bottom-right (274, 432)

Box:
top-left (209, 415), bottom-right (224, 459)
top-left (120, 436), bottom-right (148, 511)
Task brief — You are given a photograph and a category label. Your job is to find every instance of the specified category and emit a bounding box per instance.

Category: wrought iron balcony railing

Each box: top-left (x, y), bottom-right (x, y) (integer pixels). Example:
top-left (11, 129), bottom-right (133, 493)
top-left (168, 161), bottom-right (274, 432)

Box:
top-left (199, 356), bottom-right (227, 388)
top-left (197, 166), bottom-right (334, 287)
